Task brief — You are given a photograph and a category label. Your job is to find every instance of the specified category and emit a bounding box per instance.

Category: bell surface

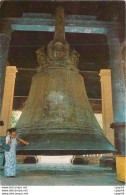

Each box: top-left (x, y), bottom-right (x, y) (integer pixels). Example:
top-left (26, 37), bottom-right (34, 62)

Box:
top-left (16, 7), bottom-right (116, 155)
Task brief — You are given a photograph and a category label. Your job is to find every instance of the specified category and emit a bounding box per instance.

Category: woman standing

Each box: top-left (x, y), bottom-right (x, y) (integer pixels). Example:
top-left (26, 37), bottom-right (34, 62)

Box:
top-left (4, 128), bottom-right (20, 178)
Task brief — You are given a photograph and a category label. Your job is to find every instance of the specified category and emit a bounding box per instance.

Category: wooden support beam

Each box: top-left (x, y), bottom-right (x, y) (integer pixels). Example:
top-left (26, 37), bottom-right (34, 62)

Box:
top-left (0, 15), bottom-right (119, 34)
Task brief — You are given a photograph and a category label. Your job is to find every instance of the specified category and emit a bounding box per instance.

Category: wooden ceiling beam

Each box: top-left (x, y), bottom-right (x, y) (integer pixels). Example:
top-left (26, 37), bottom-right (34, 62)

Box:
top-left (1, 15), bottom-right (119, 34)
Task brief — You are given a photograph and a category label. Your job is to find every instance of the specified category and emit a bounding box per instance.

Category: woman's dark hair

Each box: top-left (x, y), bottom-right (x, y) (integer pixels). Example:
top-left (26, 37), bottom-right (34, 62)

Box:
top-left (7, 128), bottom-right (16, 133)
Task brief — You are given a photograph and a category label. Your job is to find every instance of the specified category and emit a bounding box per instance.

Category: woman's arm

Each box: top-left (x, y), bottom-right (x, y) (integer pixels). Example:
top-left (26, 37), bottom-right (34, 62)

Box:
top-left (17, 141), bottom-right (21, 145)
top-left (7, 137), bottom-right (13, 144)
top-left (6, 135), bottom-right (15, 145)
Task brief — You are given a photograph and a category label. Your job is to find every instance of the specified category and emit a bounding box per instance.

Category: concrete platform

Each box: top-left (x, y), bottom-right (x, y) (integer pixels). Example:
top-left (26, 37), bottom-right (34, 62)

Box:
top-left (0, 163), bottom-right (124, 186)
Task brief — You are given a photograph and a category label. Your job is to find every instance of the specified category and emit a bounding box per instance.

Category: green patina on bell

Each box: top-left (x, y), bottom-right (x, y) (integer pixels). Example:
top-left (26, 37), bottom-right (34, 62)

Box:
top-left (16, 6), bottom-right (116, 155)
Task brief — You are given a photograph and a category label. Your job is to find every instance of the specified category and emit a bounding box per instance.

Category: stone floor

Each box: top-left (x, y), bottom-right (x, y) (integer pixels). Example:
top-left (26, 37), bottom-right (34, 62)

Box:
top-left (0, 163), bottom-right (124, 186)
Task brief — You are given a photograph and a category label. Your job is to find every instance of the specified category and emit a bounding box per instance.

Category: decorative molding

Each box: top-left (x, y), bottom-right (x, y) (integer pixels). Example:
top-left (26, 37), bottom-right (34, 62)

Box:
top-left (36, 7), bottom-right (80, 72)
top-left (6, 66), bottom-right (18, 75)
top-left (99, 69), bottom-right (111, 78)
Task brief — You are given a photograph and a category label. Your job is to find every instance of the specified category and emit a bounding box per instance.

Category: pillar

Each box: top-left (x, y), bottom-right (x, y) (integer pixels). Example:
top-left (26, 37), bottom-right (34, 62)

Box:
top-left (0, 22), bottom-right (12, 120)
top-left (99, 69), bottom-right (114, 146)
top-left (107, 28), bottom-right (126, 155)
top-left (0, 66), bottom-right (18, 136)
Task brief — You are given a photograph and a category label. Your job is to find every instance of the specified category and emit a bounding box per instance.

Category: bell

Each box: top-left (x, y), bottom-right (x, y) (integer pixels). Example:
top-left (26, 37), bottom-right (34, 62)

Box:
top-left (16, 7), bottom-right (116, 155)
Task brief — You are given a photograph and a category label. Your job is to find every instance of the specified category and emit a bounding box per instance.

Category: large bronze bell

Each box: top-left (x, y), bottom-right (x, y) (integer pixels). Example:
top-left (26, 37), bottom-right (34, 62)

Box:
top-left (16, 7), bottom-right (116, 155)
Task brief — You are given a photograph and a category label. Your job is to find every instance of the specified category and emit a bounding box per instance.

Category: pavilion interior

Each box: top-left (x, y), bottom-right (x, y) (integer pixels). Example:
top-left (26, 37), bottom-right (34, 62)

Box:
top-left (0, 0), bottom-right (125, 186)
top-left (0, 1), bottom-right (125, 113)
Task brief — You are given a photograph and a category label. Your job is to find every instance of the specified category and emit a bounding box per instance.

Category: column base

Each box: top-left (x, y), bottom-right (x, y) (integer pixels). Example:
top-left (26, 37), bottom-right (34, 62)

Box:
top-left (116, 155), bottom-right (126, 182)
top-left (24, 157), bottom-right (38, 164)
top-left (110, 122), bottom-right (126, 155)
top-left (16, 155), bottom-right (38, 164)
top-left (99, 156), bottom-right (115, 169)
top-left (71, 157), bottom-right (89, 165)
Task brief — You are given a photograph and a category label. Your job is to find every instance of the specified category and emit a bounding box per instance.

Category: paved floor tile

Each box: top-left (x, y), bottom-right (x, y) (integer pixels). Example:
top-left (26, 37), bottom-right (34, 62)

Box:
top-left (0, 163), bottom-right (124, 186)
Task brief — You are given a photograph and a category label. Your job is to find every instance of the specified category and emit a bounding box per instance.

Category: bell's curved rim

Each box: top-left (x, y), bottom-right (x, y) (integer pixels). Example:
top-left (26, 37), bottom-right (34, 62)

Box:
top-left (16, 149), bottom-right (117, 156)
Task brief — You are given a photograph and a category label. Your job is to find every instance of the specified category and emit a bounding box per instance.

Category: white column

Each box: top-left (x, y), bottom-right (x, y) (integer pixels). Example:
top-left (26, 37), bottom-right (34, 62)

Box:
top-left (100, 69), bottom-right (114, 145)
top-left (0, 66), bottom-right (18, 136)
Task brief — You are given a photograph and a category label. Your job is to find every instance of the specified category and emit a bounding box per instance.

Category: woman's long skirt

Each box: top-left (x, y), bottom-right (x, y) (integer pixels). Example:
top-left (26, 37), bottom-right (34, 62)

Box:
top-left (4, 136), bottom-right (17, 177)
top-left (4, 150), bottom-right (16, 176)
